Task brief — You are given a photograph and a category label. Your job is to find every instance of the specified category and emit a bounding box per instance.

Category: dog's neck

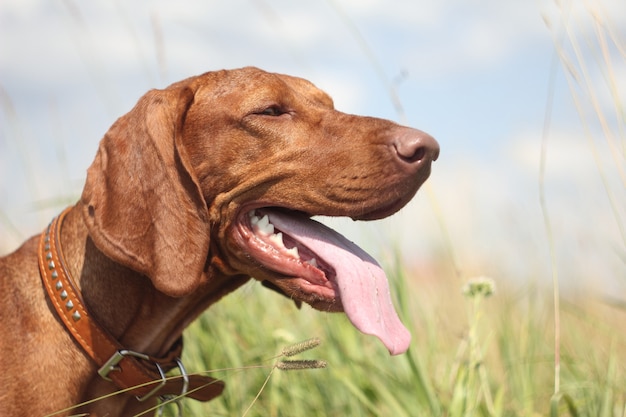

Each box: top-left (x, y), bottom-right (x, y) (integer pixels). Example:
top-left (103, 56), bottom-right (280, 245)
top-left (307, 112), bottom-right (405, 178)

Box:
top-left (58, 203), bottom-right (248, 358)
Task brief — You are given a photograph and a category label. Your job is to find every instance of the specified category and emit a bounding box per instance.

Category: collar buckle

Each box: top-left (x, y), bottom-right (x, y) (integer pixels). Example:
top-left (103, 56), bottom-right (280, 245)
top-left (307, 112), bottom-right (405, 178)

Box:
top-left (98, 349), bottom-right (167, 402)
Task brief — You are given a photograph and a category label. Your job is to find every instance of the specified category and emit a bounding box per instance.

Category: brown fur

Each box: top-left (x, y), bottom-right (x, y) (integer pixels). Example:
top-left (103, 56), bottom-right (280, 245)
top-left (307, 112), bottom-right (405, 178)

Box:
top-left (0, 67), bottom-right (438, 416)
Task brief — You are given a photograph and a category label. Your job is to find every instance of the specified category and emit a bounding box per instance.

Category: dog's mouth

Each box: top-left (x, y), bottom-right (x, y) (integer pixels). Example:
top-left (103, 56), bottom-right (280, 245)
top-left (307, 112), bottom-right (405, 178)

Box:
top-left (233, 207), bottom-right (411, 355)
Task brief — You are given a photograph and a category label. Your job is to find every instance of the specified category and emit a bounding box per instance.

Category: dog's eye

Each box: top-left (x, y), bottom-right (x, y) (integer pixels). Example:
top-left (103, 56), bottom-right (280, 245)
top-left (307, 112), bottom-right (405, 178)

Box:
top-left (257, 106), bottom-right (285, 116)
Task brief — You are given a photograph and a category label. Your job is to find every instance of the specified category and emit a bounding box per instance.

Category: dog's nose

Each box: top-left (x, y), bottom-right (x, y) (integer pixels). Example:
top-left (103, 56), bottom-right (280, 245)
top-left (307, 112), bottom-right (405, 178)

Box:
top-left (393, 128), bottom-right (439, 167)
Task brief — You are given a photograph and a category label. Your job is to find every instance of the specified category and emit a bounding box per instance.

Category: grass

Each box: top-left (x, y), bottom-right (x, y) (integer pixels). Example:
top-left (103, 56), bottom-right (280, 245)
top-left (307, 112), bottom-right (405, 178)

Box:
top-left (32, 246), bottom-right (626, 417)
top-left (165, 256), bottom-right (626, 417)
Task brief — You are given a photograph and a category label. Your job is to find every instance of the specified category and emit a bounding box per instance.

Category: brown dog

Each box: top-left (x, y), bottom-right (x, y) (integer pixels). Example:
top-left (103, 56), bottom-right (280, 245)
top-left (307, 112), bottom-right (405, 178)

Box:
top-left (0, 67), bottom-right (438, 416)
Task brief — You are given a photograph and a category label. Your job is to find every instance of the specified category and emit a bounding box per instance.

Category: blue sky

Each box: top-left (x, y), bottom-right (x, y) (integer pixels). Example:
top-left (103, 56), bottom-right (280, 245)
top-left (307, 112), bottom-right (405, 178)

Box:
top-left (1, 0), bottom-right (624, 293)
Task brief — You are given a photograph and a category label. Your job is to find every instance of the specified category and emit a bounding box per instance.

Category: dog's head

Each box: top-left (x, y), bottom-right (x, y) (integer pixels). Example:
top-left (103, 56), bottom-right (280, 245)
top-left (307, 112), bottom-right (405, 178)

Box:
top-left (81, 67), bottom-right (439, 355)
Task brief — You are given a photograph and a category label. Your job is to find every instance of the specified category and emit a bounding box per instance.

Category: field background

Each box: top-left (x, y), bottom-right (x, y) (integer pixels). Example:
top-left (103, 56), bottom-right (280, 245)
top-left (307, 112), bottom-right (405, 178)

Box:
top-left (1, 1), bottom-right (624, 416)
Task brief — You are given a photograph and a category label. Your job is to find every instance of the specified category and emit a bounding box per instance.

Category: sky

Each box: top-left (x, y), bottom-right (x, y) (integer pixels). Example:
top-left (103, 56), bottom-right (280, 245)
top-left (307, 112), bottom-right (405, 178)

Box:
top-left (1, 0), bottom-right (624, 295)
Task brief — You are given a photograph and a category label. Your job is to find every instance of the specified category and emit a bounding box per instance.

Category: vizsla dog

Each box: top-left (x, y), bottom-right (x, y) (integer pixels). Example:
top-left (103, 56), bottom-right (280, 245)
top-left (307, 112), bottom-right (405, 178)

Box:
top-left (0, 67), bottom-right (438, 416)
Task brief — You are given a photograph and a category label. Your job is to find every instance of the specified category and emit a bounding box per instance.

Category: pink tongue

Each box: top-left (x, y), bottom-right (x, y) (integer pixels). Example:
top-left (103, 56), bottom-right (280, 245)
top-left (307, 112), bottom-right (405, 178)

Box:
top-left (267, 211), bottom-right (411, 355)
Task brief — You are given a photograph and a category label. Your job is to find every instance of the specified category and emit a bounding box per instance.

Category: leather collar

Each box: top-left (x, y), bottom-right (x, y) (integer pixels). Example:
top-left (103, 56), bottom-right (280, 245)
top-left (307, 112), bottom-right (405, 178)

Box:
top-left (38, 207), bottom-right (224, 404)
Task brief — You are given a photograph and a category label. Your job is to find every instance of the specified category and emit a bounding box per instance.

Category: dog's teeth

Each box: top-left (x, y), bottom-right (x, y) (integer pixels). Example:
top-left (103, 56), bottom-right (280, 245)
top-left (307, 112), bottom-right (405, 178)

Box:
top-left (306, 258), bottom-right (318, 268)
top-left (257, 214), bottom-right (269, 228)
top-left (287, 246), bottom-right (299, 259)
top-left (270, 232), bottom-right (284, 247)
top-left (257, 215), bottom-right (274, 235)
top-left (250, 213), bottom-right (300, 260)
top-left (248, 210), bottom-right (259, 224)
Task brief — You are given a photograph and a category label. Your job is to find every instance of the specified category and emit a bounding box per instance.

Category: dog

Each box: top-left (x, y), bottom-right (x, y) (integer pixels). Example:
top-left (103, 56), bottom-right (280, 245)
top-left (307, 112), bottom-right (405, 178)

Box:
top-left (0, 67), bottom-right (438, 416)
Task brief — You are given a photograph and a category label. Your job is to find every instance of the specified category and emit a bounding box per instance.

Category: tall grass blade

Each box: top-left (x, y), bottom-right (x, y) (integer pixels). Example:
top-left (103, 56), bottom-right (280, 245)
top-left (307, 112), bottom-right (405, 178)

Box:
top-left (550, 392), bottom-right (580, 417)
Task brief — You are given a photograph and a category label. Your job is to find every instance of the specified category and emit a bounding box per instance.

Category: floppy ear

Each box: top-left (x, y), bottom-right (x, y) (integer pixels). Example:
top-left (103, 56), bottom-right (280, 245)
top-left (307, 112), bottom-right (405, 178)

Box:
top-left (81, 82), bottom-right (210, 297)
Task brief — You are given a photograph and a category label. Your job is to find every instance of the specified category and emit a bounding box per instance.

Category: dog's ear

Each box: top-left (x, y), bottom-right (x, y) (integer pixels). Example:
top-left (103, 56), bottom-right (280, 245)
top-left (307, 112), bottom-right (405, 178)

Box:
top-left (81, 81), bottom-right (210, 297)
